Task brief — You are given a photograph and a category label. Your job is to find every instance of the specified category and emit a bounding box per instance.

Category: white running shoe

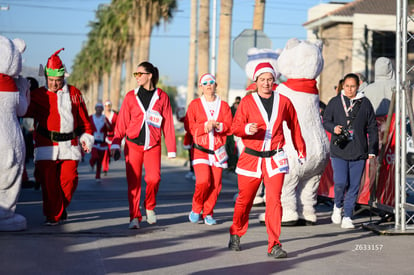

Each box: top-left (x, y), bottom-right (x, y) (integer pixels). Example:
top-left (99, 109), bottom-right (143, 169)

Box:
top-left (253, 196), bottom-right (264, 205)
top-left (185, 171), bottom-right (194, 179)
top-left (341, 217), bottom-right (355, 229)
top-left (146, 209), bottom-right (157, 224)
top-left (128, 218), bottom-right (140, 229)
top-left (258, 212), bottom-right (265, 223)
top-left (331, 205), bottom-right (342, 224)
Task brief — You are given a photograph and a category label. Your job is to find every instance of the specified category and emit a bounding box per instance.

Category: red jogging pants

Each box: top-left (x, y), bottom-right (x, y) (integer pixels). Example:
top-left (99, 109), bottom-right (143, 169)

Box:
top-left (124, 140), bottom-right (161, 222)
top-left (35, 160), bottom-right (79, 222)
top-left (230, 168), bottom-right (285, 253)
top-left (102, 144), bottom-right (112, 173)
top-left (192, 164), bottom-right (223, 218)
top-left (90, 147), bottom-right (106, 179)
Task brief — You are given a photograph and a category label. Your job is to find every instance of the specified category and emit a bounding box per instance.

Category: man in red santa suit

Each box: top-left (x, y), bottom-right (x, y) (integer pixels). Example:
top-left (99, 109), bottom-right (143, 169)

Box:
top-left (185, 73), bottom-right (232, 225)
top-left (25, 48), bottom-right (94, 225)
top-left (228, 62), bottom-right (306, 259)
top-left (89, 102), bottom-right (112, 182)
top-left (101, 100), bottom-right (118, 176)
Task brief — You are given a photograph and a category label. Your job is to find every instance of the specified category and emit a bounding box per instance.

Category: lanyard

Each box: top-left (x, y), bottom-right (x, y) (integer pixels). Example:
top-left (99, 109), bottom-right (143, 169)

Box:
top-left (341, 93), bottom-right (355, 124)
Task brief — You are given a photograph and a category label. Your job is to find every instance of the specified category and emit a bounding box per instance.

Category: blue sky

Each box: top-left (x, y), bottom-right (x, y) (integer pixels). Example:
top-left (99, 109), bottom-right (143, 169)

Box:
top-left (0, 0), bottom-right (350, 89)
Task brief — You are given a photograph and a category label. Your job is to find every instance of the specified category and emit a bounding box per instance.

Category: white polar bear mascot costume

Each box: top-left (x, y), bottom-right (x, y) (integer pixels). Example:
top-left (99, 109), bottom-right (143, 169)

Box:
top-left (0, 35), bottom-right (30, 231)
top-left (276, 38), bottom-right (329, 225)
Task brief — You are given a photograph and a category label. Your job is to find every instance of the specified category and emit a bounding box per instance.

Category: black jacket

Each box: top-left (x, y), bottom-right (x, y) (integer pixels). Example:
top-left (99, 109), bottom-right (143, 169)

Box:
top-left (323, 92), bottom-right (379, 160)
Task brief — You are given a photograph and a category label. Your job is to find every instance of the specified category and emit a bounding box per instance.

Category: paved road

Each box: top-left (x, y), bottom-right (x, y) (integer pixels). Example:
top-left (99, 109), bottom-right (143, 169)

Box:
top-left (1, 156), bottom-right (413, 274)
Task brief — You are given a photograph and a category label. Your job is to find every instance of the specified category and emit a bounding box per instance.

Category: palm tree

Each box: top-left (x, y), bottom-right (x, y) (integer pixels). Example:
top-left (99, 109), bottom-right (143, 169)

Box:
top-left (70, 0), bottom-right (178, 111)
top-left (197, 0), bottom-right (210, 95)
top-left (253, 0), bottom-right (265, 30)
top-left (106, 0), bottom-right (133, 109)
top-left (216, 0), bottom-right (233, 101)
top-left (186, 0), bottom-right (198, 106)
top-left (127, 0), bottom-right (177, 92)
top-left (69, 20), bottom-right (104, 112)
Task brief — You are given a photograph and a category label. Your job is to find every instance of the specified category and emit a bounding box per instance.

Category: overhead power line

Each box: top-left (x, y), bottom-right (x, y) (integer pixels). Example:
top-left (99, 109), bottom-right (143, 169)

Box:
top-left (0, 2), bottom-right (95, 12)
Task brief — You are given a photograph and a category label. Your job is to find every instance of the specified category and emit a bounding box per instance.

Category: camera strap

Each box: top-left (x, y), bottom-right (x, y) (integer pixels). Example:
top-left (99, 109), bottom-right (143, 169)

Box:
top-left (344, 97), bottom-right (362, 129)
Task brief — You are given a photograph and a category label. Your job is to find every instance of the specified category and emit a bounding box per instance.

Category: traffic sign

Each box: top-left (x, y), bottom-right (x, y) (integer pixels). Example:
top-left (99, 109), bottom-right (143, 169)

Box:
top-left (233, 29), bottom-right (272, 69)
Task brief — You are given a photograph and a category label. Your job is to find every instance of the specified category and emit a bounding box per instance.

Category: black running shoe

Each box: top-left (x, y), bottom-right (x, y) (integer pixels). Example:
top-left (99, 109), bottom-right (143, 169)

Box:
top-left (268, 244), bottom-right (287, 259)
top-left (228, 234), bottom-right (241, 251)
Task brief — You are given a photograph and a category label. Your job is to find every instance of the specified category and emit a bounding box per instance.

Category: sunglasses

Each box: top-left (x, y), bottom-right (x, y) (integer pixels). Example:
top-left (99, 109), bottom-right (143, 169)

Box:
top-left (201, 80), bottom-right (215, 86)
top-left (133, 72), bottom-right (150, 77)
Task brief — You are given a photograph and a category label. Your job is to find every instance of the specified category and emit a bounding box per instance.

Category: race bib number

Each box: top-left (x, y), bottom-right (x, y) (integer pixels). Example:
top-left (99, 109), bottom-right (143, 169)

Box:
top-left (147, 110), bottom-right (163, 128)
top-left (215, 146), bottom-right (228, 164)
top-left (94, 132), bottom-right (104, 142)
top-left (273, 150), bottom-right (289, 173)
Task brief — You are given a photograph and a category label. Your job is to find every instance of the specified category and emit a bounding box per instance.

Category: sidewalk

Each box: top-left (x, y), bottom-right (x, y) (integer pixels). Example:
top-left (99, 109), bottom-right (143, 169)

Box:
top-left (1, 156), bottom-right (413, 274)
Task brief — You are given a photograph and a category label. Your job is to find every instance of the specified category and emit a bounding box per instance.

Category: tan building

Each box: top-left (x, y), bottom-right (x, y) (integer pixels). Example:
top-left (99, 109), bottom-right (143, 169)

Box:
top-left (303, 0), bottom-right (414, 104)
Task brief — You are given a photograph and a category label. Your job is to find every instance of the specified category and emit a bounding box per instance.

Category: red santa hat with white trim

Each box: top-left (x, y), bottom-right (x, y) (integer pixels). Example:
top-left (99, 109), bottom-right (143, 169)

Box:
top-left (253, 62), bottom-right (277, 81)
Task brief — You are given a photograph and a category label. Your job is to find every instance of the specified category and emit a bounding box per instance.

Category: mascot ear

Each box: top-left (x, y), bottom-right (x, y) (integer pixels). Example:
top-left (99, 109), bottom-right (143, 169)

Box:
top-left (285, 38), bottom-right (300, 50)
top-left (12, 38), bottom-right (26, 54)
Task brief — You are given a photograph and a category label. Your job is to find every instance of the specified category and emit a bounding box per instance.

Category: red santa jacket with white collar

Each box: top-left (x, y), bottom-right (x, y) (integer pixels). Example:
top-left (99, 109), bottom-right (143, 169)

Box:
top-left (89, 114), bottom-right (112, 150)
top-left (25, 83), bottom-right (94, 161)
top-left (185, 95), bottom-right (232, 168)
top-left (105, 110), bottom-right (118, 144)
top-left (112, 87), bottom-right (176, 158)
top-left (232, 92), bottom-right (306, 178)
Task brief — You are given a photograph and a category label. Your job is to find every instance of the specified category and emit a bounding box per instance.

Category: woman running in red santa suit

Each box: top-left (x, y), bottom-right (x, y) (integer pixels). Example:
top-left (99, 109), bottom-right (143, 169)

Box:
top-left (89, 102), bottom-right (112, 182)
top-left (111, 61), bottom-right (176, 229)
top-left (228, 62), bottom-right (306, 259)
top-left (186, 74), bottom-right (232, 225)
top-left (101, 100), bottom-right (118, 175)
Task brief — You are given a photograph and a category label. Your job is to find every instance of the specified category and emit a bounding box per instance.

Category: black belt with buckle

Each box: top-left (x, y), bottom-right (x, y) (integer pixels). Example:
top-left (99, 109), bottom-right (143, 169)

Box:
top-left (244, 147), bottom-right (282, 158)
top-left (36, 126), bottom-right (81, 142)
top-left (193, 143), bottom-right (215, 154)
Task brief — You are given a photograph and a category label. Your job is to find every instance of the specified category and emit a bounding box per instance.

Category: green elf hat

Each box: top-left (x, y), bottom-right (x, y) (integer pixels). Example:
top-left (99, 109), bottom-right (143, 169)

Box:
top-left (45, 48), bottom-right (65, 77)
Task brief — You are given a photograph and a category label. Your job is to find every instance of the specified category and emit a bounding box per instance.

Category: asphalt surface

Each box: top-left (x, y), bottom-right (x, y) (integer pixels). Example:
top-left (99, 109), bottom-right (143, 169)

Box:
top-left (1, 155), bottom-right (413, 275)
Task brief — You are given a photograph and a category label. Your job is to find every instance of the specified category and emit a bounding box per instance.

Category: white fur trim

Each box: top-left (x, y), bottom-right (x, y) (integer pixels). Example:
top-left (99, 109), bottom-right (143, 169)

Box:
top-left (215, 122), bottom-right (223, 133)
top-left (245, 123), bottom-right (254, 135)
top-left (57, 85), bottom-right (74, 133)
top-left (236, 166), bottom-right (262, 178)
top-left (192, 159), bottom-right (210, 166)
top-left (168, 152), bottom-right (176, 158)
top-left (253, 67), bottom-right (276, 81)
top-left (34, 145), bottom-right (82, 161)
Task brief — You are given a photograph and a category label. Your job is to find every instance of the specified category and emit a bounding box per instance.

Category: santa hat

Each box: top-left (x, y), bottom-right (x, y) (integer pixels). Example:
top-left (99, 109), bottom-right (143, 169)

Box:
top-left (199, 73), bottom-right (216, 85)
top-left (104, 100), bottom-right (112, 106)
top-left (253, 62), bottom-right (276, 81)
top-left (45, 48), bottom-right (65, 77)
